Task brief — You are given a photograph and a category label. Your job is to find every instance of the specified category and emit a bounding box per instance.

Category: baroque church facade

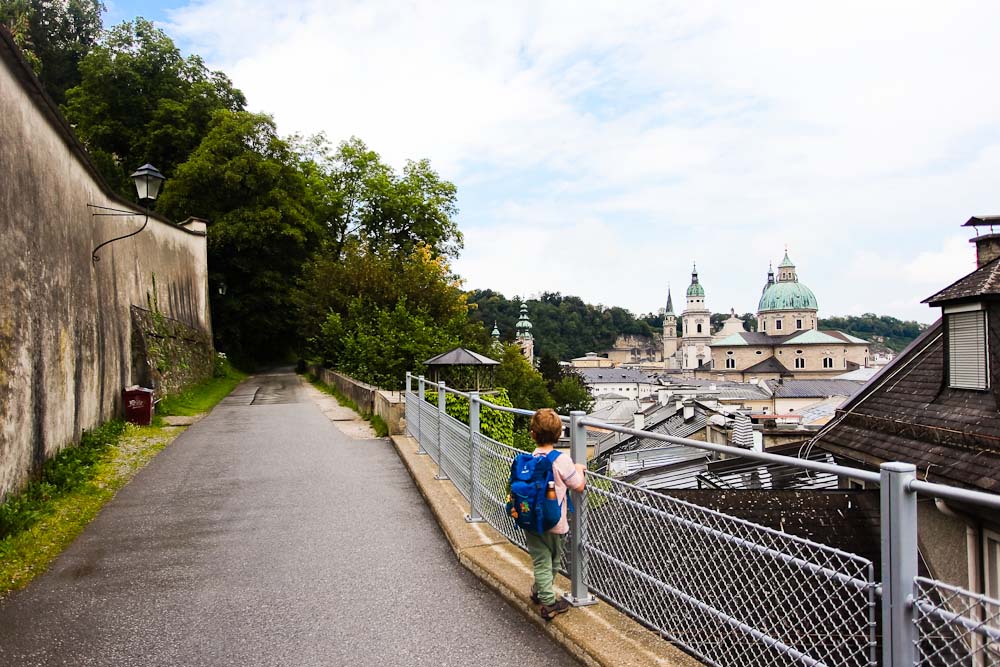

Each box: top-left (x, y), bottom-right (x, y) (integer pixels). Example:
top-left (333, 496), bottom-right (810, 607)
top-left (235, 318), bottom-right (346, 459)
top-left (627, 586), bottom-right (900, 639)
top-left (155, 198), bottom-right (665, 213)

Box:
top-left (662, 253), bottom-right (870, 378)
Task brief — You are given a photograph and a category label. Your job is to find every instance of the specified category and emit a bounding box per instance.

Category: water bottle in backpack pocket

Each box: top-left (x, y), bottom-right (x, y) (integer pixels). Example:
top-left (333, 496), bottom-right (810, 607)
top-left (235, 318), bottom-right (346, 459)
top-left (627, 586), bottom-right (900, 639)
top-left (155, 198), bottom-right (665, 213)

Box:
top-left (506, 451), bottom-right (563, 534)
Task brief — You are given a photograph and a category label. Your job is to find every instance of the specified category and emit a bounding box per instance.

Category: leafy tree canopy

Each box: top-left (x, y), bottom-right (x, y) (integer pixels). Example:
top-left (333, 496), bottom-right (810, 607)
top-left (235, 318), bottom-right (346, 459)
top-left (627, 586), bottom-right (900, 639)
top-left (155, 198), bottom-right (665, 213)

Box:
top-left (494, 344), bottom-right (553, 411)
top-left (302, 244), bottom-right (484, 388)
top-left (294, 136), bottom-right (462, 261)
top-left (469, 290), bottom-right (655, 361)
top-left (1, 0), bottom-right (104, 103)
top-left (157, 109), bottom-right (320, 363)
top-left (63, 18), bottom-right (245, 196)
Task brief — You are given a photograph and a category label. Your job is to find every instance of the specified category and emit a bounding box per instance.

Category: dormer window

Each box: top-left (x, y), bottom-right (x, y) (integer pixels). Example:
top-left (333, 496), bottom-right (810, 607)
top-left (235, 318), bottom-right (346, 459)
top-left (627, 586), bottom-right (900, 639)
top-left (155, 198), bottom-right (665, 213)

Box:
top-left (946, 306), bottom-right (988, 390)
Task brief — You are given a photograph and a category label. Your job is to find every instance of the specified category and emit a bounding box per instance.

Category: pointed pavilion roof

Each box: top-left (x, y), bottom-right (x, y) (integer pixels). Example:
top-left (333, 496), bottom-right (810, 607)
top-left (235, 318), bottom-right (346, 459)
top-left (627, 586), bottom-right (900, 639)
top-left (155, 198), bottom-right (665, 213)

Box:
top-left (424, 347), bottom-right (499, 366)
top-left (665, 288), bottom-right (675, 315)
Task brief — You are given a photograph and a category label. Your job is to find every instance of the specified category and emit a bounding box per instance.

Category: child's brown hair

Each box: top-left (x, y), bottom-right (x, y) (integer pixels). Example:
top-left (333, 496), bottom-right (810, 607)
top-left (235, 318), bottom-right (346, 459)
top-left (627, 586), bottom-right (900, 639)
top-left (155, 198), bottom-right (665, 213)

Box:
top-left (529, 408), bottom-right (563, 445)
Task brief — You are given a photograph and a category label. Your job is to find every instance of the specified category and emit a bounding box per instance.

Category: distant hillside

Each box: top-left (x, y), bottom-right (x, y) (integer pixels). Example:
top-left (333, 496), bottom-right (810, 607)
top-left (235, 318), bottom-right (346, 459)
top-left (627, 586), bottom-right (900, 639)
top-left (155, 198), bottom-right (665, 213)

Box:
top-left (817, 314), bottom-right (928, 353)
top-left (468, 290), bottom-right (655, 361)
top-left (469, 290), bottom-right (927, 360)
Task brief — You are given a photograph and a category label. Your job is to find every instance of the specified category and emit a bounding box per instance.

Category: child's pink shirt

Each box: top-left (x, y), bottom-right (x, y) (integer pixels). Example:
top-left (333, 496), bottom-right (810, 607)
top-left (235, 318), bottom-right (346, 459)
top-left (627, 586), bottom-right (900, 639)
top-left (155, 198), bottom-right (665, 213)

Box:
top-left (532, 448), bottom-right (580, 535)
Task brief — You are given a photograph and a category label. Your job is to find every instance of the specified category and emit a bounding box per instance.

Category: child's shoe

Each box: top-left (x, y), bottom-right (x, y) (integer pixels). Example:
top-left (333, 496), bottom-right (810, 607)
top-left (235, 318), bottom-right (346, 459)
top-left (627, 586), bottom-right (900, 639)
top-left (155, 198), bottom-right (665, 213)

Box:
top-left (530, 584), bottom-right (540, 604)
top-left (538, 598), bottom-right (571, 620)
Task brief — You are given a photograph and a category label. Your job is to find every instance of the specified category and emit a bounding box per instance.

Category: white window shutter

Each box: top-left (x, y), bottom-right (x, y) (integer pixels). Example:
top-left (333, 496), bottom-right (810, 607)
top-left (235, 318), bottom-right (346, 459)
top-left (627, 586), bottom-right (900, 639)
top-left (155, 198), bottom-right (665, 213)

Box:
top-left (948, 311), bottom-right (988, 390)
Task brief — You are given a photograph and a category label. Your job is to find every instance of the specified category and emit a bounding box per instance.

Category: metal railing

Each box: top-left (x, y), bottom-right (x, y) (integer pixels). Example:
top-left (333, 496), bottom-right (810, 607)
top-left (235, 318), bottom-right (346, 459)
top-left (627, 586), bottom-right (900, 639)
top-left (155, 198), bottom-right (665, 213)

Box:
top-left (403, 373), bottom-right (1000, 667)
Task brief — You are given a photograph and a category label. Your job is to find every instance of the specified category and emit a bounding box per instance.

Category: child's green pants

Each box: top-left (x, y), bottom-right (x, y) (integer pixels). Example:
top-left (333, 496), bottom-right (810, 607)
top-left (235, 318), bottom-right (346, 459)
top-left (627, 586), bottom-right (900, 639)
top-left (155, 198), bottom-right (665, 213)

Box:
top-left (525, 531), bottom-right (564, 605)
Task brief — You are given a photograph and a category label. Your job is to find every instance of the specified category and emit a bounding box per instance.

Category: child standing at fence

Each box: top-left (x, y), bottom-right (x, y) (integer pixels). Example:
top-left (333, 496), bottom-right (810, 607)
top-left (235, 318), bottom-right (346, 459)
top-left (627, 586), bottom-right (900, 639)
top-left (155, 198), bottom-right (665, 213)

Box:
top-left (525, 408), bottom-right (586, 620)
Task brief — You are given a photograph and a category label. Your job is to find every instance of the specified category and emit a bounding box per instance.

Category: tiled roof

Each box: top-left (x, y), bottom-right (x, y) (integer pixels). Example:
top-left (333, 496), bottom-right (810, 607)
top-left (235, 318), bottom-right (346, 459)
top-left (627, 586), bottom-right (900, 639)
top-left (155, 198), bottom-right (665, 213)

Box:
top-left (923, 256), bottom-right (1000, 305)
top-left (743, 357), bottom-right (791, 375)
top-left (785, 330), bottom-right (852, 345)
top-left (424, 347), bottom-right (499, 366)
top-left (577, 367), bottom-right (653, 384)
top-left (811, 319), bottom-right (1000, 493)
top-left (768, 379), bottom-right (863, 399)
top-left (712, 329), bottom-right (867, 347)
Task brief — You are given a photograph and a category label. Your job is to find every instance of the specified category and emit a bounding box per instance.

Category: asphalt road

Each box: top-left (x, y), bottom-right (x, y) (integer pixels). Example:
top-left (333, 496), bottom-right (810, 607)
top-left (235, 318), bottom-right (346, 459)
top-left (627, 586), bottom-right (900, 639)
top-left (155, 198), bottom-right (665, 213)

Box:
top-left (0, 370), bottom-right (578, 666)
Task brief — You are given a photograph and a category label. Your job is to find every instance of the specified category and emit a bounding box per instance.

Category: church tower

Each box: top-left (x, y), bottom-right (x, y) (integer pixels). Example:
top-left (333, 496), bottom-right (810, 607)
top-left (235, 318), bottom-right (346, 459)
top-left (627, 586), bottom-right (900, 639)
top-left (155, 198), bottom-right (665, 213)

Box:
top-left (681, 264), bottom-right (712, 369)
top-left (663, 287), bottom-right (679, 369)
top-left (491, 321), bottom-right (502, 354)
top-left (515, 302), bottom-right (535, 365)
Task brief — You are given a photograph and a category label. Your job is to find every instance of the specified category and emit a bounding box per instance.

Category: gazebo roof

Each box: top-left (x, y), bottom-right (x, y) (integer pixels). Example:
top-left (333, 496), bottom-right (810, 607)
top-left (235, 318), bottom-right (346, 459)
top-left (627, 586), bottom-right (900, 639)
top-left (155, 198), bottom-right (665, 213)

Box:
top-left (424, 347), bottom-right (499, 366)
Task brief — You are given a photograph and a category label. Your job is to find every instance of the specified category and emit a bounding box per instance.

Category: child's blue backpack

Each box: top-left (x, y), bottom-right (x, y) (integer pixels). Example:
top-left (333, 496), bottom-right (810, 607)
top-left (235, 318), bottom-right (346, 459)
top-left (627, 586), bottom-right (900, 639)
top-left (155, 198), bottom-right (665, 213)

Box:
top-left (506, 451), bottom-right (563, 534)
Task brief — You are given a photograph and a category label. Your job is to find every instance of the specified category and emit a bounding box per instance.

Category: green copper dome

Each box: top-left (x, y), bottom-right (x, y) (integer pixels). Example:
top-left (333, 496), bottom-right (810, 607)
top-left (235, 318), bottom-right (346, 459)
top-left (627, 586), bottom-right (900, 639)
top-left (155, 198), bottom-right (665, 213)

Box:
top-left (758, 281), bottom-right (818, 312)
top-left (686, 264), bottom-right (704, 297)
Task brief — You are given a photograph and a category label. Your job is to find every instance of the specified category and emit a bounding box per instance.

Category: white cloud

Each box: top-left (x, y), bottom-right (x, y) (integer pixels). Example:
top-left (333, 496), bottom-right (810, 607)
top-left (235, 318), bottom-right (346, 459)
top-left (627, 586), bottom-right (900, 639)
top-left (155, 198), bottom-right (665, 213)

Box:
top-left (164, 0), bottom-right (1000, 324)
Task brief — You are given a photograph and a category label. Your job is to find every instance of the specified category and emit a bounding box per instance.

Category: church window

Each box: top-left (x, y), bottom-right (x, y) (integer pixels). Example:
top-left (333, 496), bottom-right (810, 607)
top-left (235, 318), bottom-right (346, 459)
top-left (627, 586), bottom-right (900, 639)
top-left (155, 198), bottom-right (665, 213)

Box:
top-left (822, 357), bottom-right (834, 368)
top-left (727, 350), bottom-right (734, 355)
top-left (776, 320), bottom-right (783, 330)
top-left (697, 323), bottom-right (703, 333)
top-left (947, 310), bottom-right (989, 390)
top-left (796, 319), bottom-right (803, 329)
top-left (794, 358), bottom-right (805, 369)
top-left (725, 358), bottom-right (736, 369)
top-left (762, 320), bottom-right (767, 331)
top-left (756, 350), bottom-right (763, 355)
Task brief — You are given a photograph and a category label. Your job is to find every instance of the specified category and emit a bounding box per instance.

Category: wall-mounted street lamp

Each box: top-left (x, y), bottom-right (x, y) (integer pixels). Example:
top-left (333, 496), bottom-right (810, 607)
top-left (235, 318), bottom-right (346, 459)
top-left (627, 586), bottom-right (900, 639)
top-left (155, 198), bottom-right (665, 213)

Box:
top-left (90, 163), bottom-right (166, 262)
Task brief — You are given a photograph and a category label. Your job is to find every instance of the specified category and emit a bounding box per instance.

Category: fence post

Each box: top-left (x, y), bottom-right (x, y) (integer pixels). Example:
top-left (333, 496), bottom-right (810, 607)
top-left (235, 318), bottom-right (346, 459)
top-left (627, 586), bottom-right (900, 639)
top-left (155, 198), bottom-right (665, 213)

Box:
top-left (465, 392), bottom-right (484, 523)
top-left (416, 376), bottom-right (426, 455)
top-left (880, 462), bottom-right (918, 667)
top-left (565, 411), bottom-right (596, 607)
top-left (435, 381), bottom-right (449, 480)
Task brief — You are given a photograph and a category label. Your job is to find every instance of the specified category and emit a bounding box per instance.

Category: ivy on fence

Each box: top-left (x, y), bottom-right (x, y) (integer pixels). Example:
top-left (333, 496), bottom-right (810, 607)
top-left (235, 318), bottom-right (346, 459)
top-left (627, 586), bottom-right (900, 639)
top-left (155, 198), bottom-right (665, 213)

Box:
top-left (424, 388), bottom-right (520, 449)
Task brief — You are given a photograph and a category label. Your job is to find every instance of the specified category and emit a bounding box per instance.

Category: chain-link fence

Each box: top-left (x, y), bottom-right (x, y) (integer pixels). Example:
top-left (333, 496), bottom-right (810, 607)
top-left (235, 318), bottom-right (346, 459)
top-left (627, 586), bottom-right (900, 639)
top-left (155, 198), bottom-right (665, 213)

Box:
top-left (915, 577), bottom-right (1000, 667)
top-left (402, 375), bottom-right (1000, 667)
top-left (584, 470), bottom-right (876, 667)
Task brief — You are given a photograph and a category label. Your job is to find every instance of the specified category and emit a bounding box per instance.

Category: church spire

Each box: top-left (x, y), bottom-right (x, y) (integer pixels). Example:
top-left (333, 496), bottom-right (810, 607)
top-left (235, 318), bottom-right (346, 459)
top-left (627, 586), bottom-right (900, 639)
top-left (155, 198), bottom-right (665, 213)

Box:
top-left (665, 286), bottom-right (675, 315)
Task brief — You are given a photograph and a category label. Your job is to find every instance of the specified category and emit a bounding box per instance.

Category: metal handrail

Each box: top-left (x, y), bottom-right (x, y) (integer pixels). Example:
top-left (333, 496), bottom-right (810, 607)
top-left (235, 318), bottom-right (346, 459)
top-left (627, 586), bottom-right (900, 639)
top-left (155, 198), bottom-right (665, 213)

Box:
top-left (405, 371), bottom-right (1000, 667)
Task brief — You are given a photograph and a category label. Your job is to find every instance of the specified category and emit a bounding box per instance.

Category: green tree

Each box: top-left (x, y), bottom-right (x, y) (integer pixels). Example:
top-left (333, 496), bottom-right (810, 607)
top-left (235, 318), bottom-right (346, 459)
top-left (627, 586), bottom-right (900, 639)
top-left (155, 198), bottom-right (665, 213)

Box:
top-left (551, 373), bottom-right (594, 414)
top-left (494, 344), bottom-right (553, 410)
top-left (63, 19), bottom-right (245, 195)
top-left (301, 243), bottom-right (485, 388)
top-left (1, 0), bottom-right (104, 103)
top-left (300, 136), bottom-right (462, 261)
top-left (157, 110), bottom-right (320, 363)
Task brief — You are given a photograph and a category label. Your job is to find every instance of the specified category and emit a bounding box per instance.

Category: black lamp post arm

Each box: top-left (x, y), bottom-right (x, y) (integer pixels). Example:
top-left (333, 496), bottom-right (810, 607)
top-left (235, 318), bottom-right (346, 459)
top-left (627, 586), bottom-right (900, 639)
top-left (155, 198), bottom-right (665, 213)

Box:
top-left (90, 205), bottom-right (149, 262)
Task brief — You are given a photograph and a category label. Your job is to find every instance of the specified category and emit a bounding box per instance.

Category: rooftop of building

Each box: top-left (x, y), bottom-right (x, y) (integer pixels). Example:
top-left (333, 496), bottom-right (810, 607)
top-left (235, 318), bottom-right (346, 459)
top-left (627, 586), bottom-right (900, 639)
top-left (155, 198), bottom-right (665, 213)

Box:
top-left (923, 255), bottom-right (1000, 306)
top-left (811, 318), bottom-right (1000, 493)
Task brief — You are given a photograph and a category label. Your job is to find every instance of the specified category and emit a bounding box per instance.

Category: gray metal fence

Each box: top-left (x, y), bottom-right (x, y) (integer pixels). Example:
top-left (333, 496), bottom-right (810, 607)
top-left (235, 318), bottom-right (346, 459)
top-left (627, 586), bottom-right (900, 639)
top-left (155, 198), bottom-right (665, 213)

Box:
top-left (403, 373), bottom-right (1000, 667)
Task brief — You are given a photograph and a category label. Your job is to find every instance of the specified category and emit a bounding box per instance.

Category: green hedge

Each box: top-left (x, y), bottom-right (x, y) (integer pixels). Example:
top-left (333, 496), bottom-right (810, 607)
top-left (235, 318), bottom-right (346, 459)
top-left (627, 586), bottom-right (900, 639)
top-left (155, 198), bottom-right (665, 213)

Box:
top-left (424, 388), bottom-right (531, 450)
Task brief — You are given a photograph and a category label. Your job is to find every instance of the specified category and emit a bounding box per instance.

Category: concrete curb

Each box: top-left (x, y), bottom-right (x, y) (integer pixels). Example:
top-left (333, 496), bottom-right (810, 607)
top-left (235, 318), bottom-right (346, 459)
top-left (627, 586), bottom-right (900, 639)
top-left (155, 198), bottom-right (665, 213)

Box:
top-left (390, 434), bottom-right (704, 667)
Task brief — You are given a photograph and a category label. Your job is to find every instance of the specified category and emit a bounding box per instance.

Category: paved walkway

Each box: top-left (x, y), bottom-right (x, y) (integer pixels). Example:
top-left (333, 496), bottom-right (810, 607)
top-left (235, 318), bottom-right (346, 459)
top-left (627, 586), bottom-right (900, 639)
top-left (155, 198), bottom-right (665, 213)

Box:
top-left (0, 370), bottom-right (578, 667)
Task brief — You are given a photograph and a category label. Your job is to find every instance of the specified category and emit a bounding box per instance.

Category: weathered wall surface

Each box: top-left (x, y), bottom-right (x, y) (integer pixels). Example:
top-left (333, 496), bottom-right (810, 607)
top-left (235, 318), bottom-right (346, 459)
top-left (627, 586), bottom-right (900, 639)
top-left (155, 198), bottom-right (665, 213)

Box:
top-left (130, 306), bottom-right (214, 398)
top-left (0, 33), bottom-right (211, 499)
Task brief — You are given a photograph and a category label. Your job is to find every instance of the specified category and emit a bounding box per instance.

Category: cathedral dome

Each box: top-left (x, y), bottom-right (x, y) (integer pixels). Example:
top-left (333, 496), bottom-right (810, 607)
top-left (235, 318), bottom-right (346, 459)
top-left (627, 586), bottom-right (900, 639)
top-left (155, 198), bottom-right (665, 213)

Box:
top-left (758, 281), bottom-right (818, 312)
top-left (686, 264), bottom-right (705, 297)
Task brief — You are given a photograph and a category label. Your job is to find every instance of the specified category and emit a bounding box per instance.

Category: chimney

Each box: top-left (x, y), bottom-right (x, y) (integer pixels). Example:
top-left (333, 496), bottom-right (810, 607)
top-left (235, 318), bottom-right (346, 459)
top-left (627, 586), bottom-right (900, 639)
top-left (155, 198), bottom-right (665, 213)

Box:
top-left (709, 383), bottom-right (717, 391)
top-left (683, 400), bottom-right (694, 421)
top-left (657, 389), bottom-right (669, 405)
top-left (633, 412), bottom-right (645, 431)
top-left (973, 233), bottom-right (1000, 268)
top-left (963, 217), bottom-right (1000, 268)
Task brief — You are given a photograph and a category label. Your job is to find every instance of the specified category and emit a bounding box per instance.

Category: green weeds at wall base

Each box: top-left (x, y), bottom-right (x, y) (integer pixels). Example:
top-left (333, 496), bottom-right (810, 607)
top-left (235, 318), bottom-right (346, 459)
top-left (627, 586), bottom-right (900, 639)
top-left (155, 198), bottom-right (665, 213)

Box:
top-left (0, 360), bottom-right (245, 598)
top-left (307, 374), bottom-right (390, 437)
top-left (0, 422), bottom-right (173, 598)
top-left (155, 358), bottom-right (245, 419)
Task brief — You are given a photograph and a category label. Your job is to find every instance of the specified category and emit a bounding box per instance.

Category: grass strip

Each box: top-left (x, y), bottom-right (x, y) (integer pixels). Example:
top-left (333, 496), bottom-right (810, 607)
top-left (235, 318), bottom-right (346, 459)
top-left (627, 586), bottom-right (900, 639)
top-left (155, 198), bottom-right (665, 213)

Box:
top-left (0, 359), bottom-right (245, 598)
top-left (307, 373), bottom-right (390, 437)
top-left (0, 423), bottom-right (175, 598)
top-left (156, 361), bottom-right (246, 417)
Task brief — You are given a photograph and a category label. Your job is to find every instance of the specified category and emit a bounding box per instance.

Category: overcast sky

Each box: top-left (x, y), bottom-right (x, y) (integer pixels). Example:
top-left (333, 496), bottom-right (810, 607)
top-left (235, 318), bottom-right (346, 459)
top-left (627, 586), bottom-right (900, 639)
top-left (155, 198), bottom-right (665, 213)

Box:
top-left (110, 1), bottom-right (1000, 323)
